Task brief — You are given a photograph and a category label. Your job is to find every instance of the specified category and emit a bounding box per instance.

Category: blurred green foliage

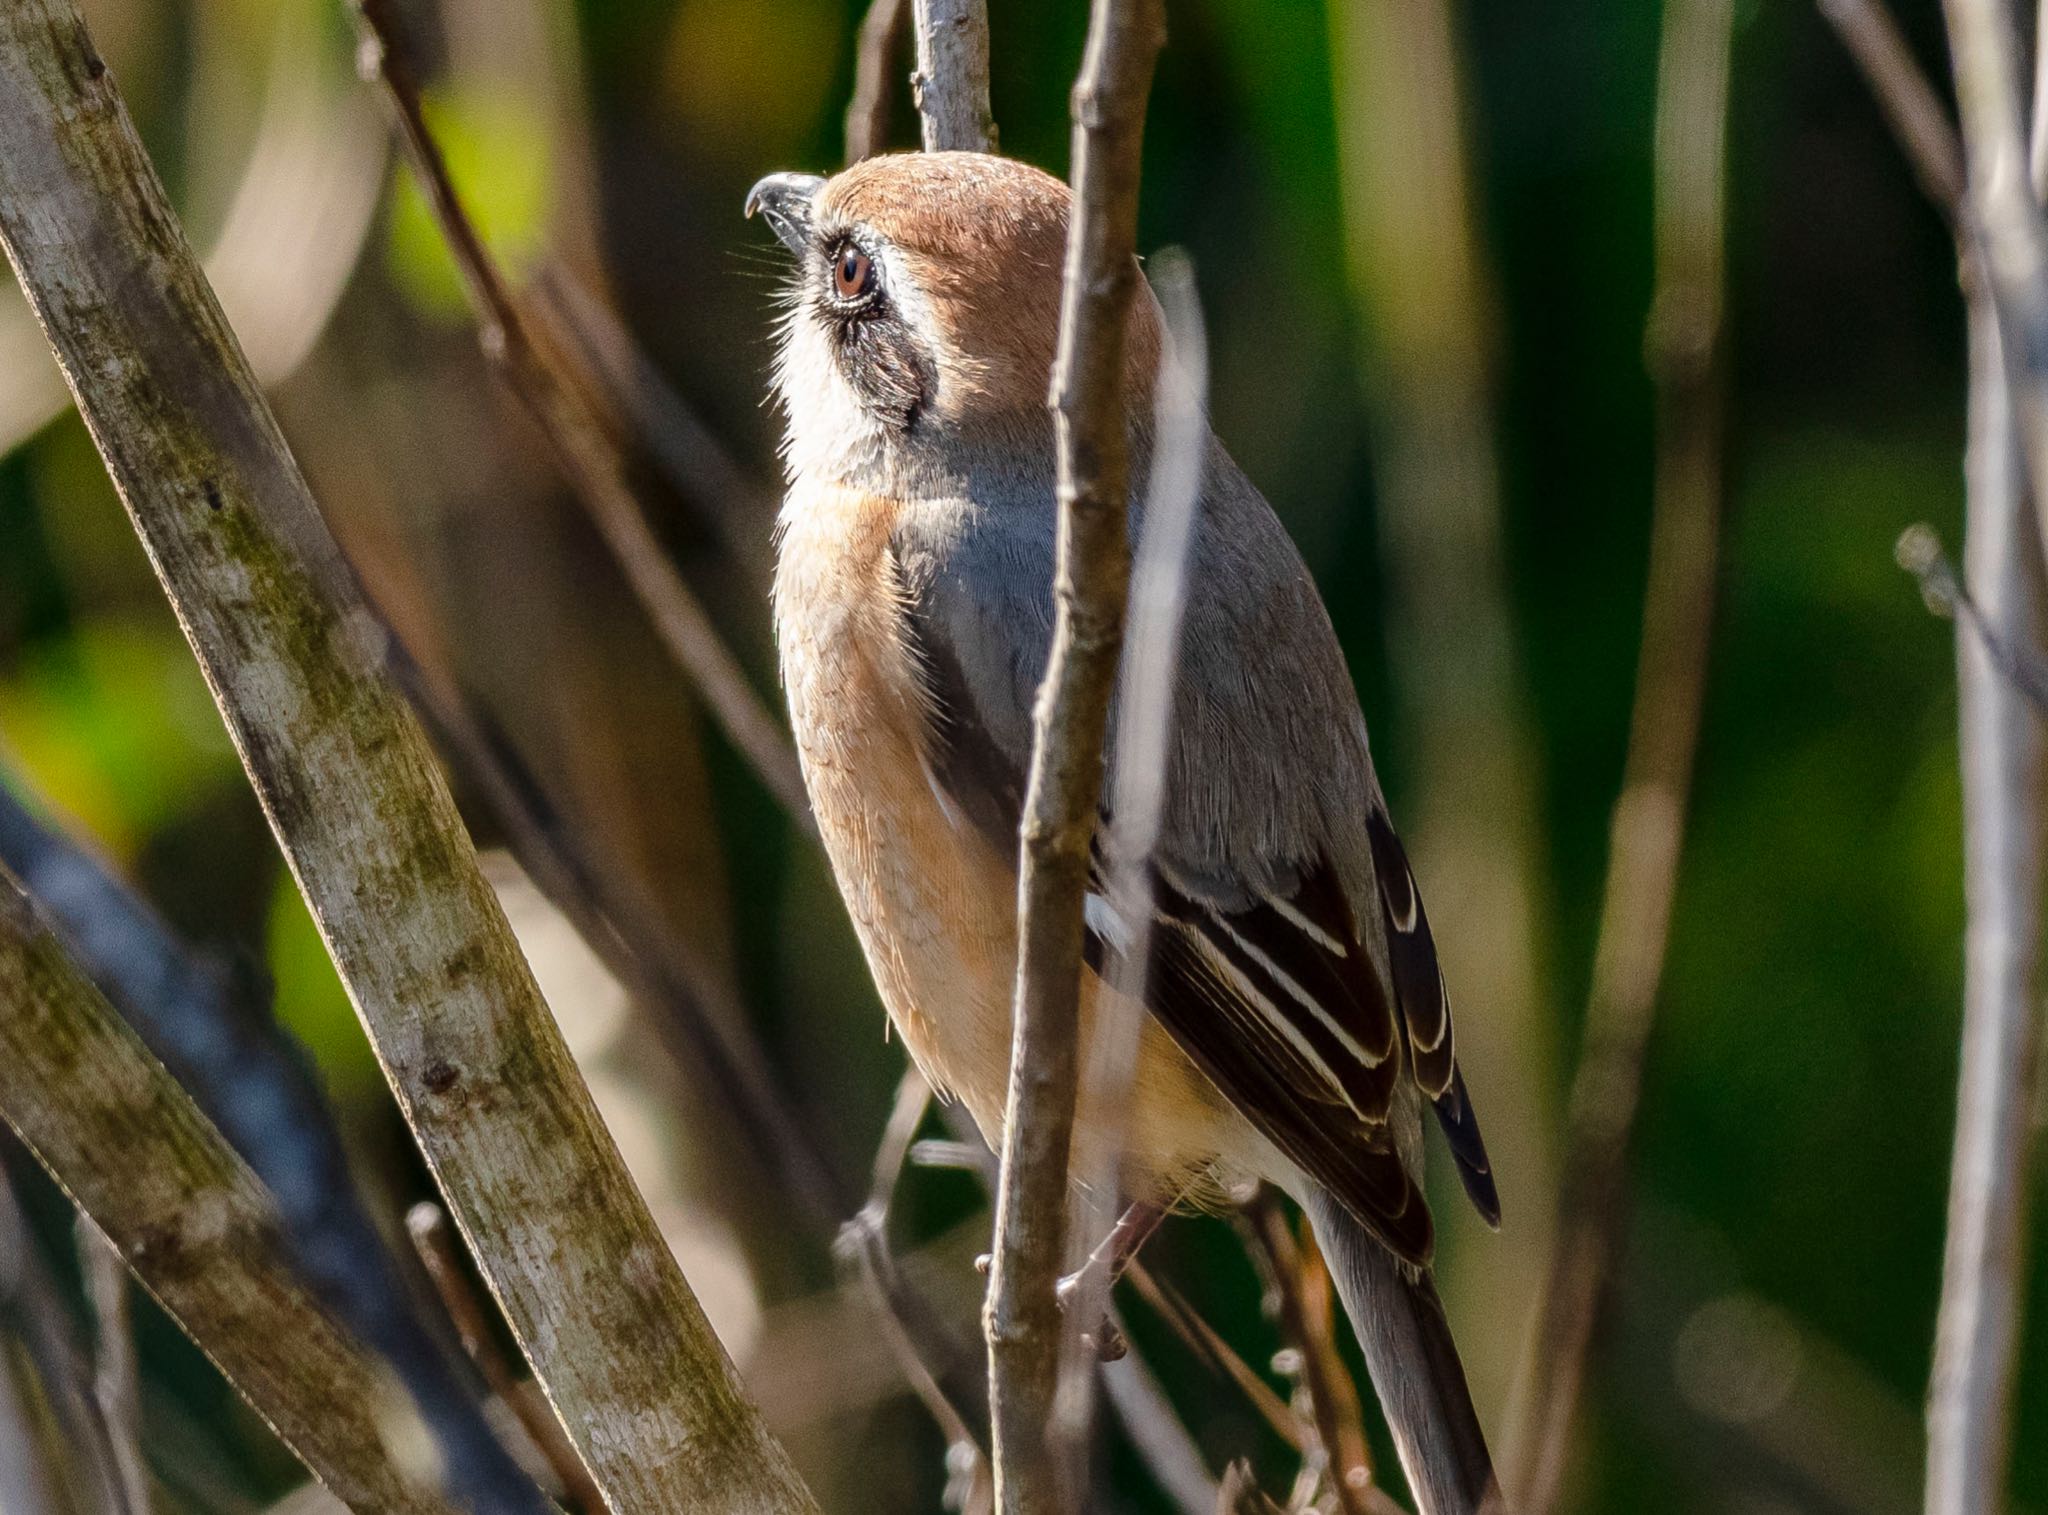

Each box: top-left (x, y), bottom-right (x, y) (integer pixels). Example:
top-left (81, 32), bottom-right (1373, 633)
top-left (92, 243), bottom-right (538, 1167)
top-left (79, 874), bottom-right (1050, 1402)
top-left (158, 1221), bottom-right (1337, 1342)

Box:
top-left (0, 0), bottom-right (2038, 1511)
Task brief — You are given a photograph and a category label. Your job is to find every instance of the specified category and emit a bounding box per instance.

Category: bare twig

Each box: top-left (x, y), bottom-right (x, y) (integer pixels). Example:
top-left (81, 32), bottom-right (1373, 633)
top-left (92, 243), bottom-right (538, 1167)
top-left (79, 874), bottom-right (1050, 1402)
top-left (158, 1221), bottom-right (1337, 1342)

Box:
top-left (1817, 0), bottom-right (1966, 213)
top-left (1915, 0), bottom-right (2048, 1505)
top-left (405, 1203), bottom-right (603, 1514)
top-left (1924, 256), bottom-right (2048, 1515)
top-left (837, 1072), bottom-right (994, 1514)
top-left (0, 777), bottom-right (543, 1512)
top-left (0, 863), bottom-right (455, 1513)
top-left (1122, 1261), bottom-right (1302, 1454)
top-left (1097, 1349), bottom-right (1219, 1515)
top-left (885, 1101), bottom-right (1222, 1514)
top-left (0, 1172), bottom-right (137, 1515)
top-left (987, 2), bottom-right (1163, 1510)
top-left (910, 0), bottom-right (996, 152)
top-left (1829, 4), bottom-right (2048, 1503)
top-left (1899, 522), bottom-right (2048, 713)
top-left (847, 0), bottom-right (913, 162)
top-left (0, 6), bottom-right (818, 1508)
top-left (1061, 244), bottom-right (1205, 1415)
top-left (1294, 1228), bottom-right (1380, 1510)
top-left (1239, 1194), bottom-right (1375, 1515)
top-left (78, 1225), bottom-right (150, 1515)
top-left (350, 0), bottom-right (814, 829)
top-left (1941, 0), bottom-right (2048, 547)
top-left (1501, 1), bottom-right (1735, 1507)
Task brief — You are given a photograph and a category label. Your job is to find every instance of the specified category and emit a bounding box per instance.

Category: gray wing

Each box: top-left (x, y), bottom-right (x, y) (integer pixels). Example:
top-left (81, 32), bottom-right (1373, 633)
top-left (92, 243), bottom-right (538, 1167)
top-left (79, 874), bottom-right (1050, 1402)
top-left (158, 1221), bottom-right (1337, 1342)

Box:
top-left (890, 444), bottom-right (1497, 1259)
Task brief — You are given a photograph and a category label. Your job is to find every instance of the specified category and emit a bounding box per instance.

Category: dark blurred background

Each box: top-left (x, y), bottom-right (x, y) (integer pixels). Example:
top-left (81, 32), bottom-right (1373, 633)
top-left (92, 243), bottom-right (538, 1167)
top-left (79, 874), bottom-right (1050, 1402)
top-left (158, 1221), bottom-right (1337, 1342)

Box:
top-left (0, 0), bottom-right (2027, 1511)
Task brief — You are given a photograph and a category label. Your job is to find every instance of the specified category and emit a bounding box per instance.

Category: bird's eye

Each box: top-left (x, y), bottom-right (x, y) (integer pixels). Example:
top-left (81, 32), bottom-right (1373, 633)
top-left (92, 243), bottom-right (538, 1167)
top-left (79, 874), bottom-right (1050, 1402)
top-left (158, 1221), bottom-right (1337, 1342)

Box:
top-left (832, 244), bottom-right (875, 301)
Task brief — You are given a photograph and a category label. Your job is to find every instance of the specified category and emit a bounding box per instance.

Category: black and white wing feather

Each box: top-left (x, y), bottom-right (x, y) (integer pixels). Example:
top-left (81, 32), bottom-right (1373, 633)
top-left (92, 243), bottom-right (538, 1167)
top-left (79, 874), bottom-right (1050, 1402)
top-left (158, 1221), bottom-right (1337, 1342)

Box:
top-left (888, 453), bottom-right (1498, 1266)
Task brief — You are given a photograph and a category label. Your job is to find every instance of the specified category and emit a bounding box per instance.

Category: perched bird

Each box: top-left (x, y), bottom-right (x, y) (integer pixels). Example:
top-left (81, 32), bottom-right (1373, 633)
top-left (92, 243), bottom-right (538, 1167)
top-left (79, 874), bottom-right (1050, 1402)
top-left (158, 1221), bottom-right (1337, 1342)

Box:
top-left (749, 151), bottom-right (1504, 1515)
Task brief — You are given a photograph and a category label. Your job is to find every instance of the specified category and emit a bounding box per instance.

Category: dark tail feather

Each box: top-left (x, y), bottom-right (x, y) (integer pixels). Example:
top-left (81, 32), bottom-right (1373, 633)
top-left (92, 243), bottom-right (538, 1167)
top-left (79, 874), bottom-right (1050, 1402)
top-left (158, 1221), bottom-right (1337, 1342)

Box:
top-left (1302, 1186), bottom-right (1504, 1515)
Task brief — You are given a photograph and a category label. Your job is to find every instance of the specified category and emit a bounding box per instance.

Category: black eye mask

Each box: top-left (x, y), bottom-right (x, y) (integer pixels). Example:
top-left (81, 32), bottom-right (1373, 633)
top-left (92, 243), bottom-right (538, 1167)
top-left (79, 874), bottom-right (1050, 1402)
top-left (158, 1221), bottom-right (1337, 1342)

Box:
top-left (813, 244), bottom-right (931, 433)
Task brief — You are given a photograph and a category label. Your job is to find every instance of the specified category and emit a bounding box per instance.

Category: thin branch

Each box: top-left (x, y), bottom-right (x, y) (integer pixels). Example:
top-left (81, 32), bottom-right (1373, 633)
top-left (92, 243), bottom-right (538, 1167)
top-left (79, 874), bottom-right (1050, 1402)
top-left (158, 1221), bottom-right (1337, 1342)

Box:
top-left (1830, 1), bottom-right (2048, 1502)
top-left (1096, 1349), bottom-right (1219, 1515)
top-left (1293, 1227), bottom-right (1381, 1511)
top-left (1502, 0), bottom-right (1735, 1507)
top-left (885, 1100), bottom-right (1221, 1515)
top-left (536, 268), bottom-right (778, 585)
top-left (0, 863), bottom-right (456, 1513)
top-left (836, 1072), bottom-right (994, 1515)
top-left (1238, 1194), bottom-right (1374, 1515)
top-left (987, 1), bottom-right (1162, 1511)
top-left (1817, 0), bottom-right (1966, 213)
top-left (1941, 0), bottom-right (2048, 554)
top-left (1918, 0), bottom-right (2048, 1504)
top-left (1924, 241), bottom-right (2048, 1515)
top-left (0, 777), bottom-right (543, 1512)
top-left (78, 1225), bottom-right (150, 1515)
top-left (1122, 1261), bottom-right (1303, 1455)
top-left (847, 0), bottom-right (913, 163)
top-left (0, 6), bottom-right (819, 1509)
top-left (350, 0), bottom-right (814, 830)
top-left (0, 1171), bottom-right (137, 1515)
top-left (405, 1203), bottom-right (604, 1514)
top-left (1061, 242), bottom-right (1205, 1416)
top-left (1899, 522), bottom-right (2048, 713)
top-left (831, 1072), bottom-right (991, 1506)
top-left (910, 0), bottom-right (996, 152)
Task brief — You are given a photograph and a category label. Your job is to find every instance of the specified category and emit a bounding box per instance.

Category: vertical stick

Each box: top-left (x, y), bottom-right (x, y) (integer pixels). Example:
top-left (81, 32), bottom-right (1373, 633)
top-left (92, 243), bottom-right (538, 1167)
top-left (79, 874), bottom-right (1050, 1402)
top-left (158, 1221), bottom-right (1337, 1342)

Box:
top-left (911, 0), bottom-right (996, 152)
top-left (1925, 282), bottom-right (2048, 1515)
top-left (1059, 246), bottom-right (1205, 1444)
top-left (987, 0), bottom-right (1161, 1510)
top-left (1822, 3), bottom-right (2048, 1505)
top-left (1501, 2), bottom-right (1736, 1507)
top-left (1925, 1), bottom-right (2048, 1507)
top-left (1943, 0), bottom-right (2048, 545)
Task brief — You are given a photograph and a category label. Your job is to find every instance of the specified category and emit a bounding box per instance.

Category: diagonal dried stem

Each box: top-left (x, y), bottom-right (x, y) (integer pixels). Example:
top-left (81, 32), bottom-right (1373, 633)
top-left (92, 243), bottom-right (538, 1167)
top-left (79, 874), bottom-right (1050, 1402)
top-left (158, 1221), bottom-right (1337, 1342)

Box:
top-left (351, 0), bottom-right (813, 829)
top-left (406, 1203), bottom-right (604, 1513)
top-left (1818, 0), bottom-right (1966, 213)
top-left (0, 864), bottom-right (455, 1513)
top-left (0, 774), bottom-right (542, 1510)
top-left (0, 5), bottom-right (818, 1507)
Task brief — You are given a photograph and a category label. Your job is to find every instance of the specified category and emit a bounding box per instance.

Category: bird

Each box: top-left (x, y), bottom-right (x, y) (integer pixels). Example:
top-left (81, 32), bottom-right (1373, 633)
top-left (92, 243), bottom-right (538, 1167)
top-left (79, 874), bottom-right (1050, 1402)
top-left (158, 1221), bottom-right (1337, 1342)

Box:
top-left (748, 150), bottom-right (1505, 1515)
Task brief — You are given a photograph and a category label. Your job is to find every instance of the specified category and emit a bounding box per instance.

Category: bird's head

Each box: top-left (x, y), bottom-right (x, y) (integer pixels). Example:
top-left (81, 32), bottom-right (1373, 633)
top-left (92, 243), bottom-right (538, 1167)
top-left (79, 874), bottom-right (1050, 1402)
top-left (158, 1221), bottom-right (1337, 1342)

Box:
top-left (746, 151), bottom-right (1159, 495)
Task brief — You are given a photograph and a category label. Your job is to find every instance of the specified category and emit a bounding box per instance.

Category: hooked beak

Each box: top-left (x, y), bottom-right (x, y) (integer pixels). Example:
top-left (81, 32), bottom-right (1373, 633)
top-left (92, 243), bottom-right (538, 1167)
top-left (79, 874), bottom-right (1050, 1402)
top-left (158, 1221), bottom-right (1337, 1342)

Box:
top-left (745, 172), bottom-right (825, 256)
